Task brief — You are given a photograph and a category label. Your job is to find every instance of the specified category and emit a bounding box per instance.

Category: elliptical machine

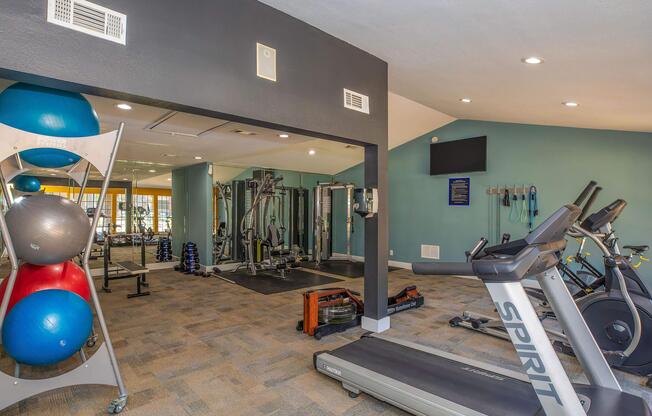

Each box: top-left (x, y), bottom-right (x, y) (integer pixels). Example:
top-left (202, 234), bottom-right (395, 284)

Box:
top-left (573, 186), bottom-right (652, 385)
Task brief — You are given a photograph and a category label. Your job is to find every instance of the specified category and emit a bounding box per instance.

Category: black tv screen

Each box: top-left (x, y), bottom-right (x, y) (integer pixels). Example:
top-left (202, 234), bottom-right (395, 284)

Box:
top-left (430, 136), bottom-right (487, 175)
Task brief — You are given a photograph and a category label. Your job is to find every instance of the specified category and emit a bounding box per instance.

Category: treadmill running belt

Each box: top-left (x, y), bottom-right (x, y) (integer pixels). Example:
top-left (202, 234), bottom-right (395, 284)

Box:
top-left (328, 336), bottom-right (543, 416)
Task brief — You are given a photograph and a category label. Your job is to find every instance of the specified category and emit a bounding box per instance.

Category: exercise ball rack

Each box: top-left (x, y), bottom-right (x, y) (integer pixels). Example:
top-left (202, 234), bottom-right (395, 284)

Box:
top-left (0, 122), bottom-right (128, 414)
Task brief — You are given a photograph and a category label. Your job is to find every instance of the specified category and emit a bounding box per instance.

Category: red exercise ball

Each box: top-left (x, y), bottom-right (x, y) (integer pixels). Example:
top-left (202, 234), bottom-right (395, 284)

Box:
top-left (0, 261), bottom-right (90, 313)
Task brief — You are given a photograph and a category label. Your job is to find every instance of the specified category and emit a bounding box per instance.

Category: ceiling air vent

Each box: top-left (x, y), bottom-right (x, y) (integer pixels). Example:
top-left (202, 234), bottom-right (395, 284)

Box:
top-left (47, 0), bottom-right (127, 45)
top-left (145, 111), bottom-right (229, 137)
top-left (343, 88), bottom-right (370, 114)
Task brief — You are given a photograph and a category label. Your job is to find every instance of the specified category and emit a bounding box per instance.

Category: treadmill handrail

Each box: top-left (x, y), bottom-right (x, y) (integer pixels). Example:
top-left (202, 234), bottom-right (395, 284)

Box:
top-left (413, 239), bottom-right (568, 283)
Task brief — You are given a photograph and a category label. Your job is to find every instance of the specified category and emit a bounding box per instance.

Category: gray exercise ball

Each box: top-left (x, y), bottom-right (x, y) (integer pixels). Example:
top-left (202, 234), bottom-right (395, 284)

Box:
top-left (5, 194), bottom-right (91, 265)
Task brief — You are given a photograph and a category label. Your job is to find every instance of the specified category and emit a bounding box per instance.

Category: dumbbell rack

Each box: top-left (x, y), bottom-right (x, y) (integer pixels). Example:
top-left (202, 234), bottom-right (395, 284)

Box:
top-left (0, 122), bottom-right (128, 413)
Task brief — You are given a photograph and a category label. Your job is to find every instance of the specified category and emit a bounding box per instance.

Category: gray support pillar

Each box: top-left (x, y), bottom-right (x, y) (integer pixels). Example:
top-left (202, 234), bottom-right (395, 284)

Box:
top-left (171, 168), bottom-right (186, 258)
top-left (125, 185), bottom-right (133, 234)
top-left (171, 163), bottom-right (214, 266)
top-left (362, 143), bottom-right (390, 332)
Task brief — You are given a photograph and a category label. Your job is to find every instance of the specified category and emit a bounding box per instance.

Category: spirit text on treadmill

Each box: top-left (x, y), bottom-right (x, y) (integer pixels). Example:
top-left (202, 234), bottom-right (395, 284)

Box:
top-left (496, 301), bottom-right (563, 406)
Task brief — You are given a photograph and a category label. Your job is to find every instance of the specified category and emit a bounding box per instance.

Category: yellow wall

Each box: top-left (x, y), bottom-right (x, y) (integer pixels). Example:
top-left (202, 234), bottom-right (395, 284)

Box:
top-left (41, 185), bottom-right (171, 233)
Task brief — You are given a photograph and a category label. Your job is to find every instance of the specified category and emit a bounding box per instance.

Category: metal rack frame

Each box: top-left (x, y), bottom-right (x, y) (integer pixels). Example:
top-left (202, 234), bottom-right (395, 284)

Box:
top-left (0, 122), bottom-right (128, 414)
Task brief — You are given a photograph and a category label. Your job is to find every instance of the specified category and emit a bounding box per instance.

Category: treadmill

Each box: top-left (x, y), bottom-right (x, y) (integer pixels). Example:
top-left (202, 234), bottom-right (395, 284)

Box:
top-left (314, 204), bottom-right (652, 416)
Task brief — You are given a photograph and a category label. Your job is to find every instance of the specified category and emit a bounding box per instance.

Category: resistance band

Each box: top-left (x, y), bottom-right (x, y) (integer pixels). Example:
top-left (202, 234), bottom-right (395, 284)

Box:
top-left (509, 190), bottom-right (520, 223)
top-left (519, 191), bottom-right (528, 224)
top-left (528, 186), bottom-right (539, 231)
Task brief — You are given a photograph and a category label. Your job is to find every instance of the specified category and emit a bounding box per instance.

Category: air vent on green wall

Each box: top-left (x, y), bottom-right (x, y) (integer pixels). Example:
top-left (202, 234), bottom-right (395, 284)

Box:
top-left (47, 0), bottom-right (127, 45)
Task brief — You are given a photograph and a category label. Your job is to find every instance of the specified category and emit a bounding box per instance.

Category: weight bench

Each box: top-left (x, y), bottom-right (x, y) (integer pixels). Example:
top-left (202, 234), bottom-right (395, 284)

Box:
top-left (116, 261), bottom-right (150, 298)
top-left (102, 234), bottom-right (151, 298)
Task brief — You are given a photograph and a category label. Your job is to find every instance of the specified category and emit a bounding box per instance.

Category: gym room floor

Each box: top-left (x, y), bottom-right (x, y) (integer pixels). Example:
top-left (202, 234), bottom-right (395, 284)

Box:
top-left (1, 268), bottom-right (650, 415)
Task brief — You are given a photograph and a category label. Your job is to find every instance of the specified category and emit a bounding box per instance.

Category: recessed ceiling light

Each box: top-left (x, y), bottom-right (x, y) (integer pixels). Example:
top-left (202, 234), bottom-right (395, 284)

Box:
top-left (122, 178), bottom-right (129, 181)
top-left (308, 149), bottom-right (316, 156)
top-left (279, 134), bottom-right (290, 138)
top-left (194, 156), bottom-right (203, 160)
top-left (148, 169), bottom-right (156, 173)
top-left (521, 56), bottom-right (544, 65)
top-left (116, 103), bottom-right (132, 110)
top-left (562, 101), bottom-right (579, 107)
top-left (49, 173), bottom-right (56, 176)
top-left (460, 98), bottom-right (472, 103)
top-left (167, 178), bottom-right (172, 181)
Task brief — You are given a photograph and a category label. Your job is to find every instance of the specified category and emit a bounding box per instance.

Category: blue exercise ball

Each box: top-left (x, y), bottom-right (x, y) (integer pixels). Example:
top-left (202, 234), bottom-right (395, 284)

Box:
top-left (0, 83), bottom-right (99, 168)
top-left (12, 175), bottom-right (41, 193)
top-left (1, 289), bottom-right (93, 366)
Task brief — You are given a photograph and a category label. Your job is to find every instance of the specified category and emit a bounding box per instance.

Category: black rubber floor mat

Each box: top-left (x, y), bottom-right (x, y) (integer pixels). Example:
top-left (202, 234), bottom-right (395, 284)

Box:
top-left (216, 268), bottom-right (342, 295)
top-left (303, 260), bottom-right (401, 278)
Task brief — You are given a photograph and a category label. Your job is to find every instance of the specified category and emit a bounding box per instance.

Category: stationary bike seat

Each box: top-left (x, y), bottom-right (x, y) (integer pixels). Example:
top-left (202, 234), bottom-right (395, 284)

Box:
top-left (624, 245), bottom-right (649, 254)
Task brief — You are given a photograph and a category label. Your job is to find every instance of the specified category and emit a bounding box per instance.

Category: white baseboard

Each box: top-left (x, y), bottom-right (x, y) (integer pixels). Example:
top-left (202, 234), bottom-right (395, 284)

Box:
top-left (362, 316), bottom-right (391, 333)
top-left (331, 252), bottom-right (412, 270)
top-left (389, 260), bottom-right (412, 269)
top-left (330, 253), bottom-right (364, 262)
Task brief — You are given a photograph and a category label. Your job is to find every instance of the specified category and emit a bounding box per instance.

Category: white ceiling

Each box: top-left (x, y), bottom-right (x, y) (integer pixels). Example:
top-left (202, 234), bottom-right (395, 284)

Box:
top-left (260, 0), bottom-right (652, 133)
top-left (89, 95), bottom-right (364, 183)
top-left (389, 92), bottom-right (455, 149)
top-left (0, 79), bottom-right (458, 188)
top-left (0, 79), bottom-right (365, 187)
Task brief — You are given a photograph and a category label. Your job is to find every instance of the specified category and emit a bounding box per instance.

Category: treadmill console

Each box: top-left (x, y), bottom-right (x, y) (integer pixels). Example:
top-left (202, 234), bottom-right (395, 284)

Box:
top-left (580, 199), bottom-right (626, 232)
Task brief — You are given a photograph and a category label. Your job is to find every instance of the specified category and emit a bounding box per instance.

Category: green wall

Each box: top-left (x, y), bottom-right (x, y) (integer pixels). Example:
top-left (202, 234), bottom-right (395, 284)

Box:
top-left (334, 120), bottom-right (652, 283)
top-left (172, 163), bottom-right (214, 265)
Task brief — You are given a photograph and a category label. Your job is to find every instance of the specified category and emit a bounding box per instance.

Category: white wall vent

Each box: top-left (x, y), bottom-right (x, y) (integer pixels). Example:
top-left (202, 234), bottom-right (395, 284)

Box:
top-left (47, 0), bottom-right (127, 45)
top-left (256, 43), bottom-right (277, 82)
top-left (343, 89), bottom-right (370, 114)
top-left (421, 244), bottom-right (440, 260)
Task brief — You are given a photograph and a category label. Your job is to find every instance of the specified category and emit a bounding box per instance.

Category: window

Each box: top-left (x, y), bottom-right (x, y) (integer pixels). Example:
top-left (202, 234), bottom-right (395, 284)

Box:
top-left (71, 192), bottom-right (112, 234)
top-left (133, 194), bottom-right (154, 232)
top-left (157, 195), bottom-right (172, 233)
top-left (115, 193), bottom-right (128, 233)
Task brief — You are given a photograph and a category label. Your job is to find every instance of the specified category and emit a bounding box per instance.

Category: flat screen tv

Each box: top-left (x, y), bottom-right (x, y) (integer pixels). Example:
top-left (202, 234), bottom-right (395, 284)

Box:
top-left (430, 136), bottom-right (487, 175)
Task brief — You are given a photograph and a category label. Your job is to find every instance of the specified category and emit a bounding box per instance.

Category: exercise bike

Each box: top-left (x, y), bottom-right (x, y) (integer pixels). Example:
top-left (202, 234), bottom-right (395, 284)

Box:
top-left (574, 195), bottom-right (652, 384)
top-left (451, 182), bottom-right (652, 385)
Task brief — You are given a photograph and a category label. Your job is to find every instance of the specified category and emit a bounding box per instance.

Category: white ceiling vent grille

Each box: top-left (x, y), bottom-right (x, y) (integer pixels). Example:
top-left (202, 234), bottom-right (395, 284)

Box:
top-left (47, 0), bottom-right (127, 45)
top-left (343, 89), bottom-right (370, 114)
top-left (145, 111), bottom-right (229, 138)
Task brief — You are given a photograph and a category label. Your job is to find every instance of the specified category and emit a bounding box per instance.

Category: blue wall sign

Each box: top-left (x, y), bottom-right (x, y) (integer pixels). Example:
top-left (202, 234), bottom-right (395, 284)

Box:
top-left (449, 177), bottom-right (470, 206)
